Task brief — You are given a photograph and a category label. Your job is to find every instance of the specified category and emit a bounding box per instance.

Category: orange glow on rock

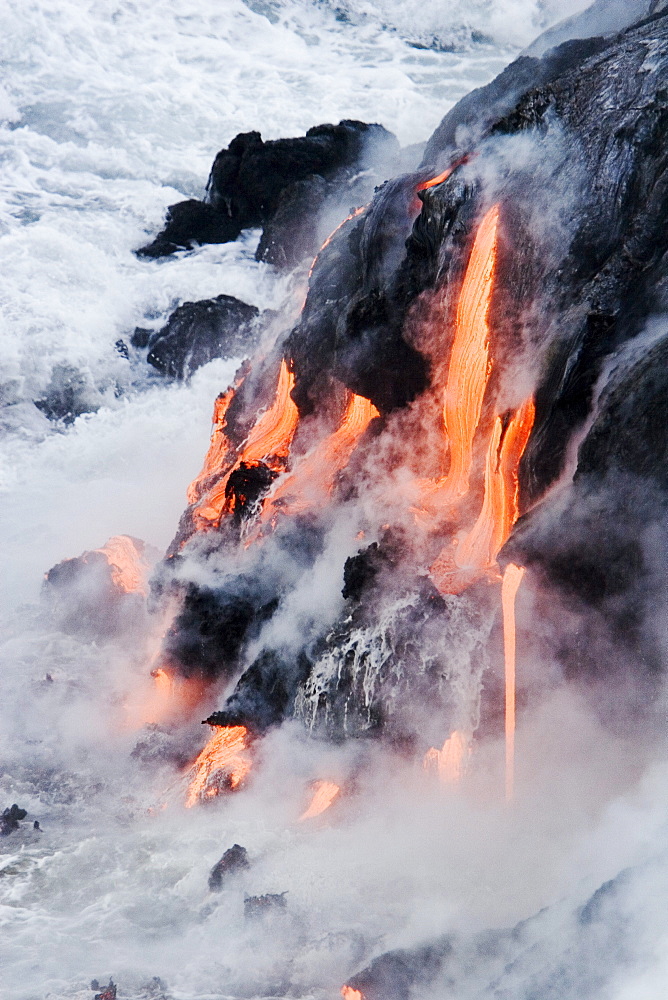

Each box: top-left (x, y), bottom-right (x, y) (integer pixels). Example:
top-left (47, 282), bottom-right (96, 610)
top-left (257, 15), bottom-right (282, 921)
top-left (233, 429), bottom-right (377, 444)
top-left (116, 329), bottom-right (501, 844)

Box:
top-left (126, 667), bottom-right (211, 730)
top-left (260, 392), bottom-right (378, 526)
top-left (341, 988), bottom-right (365, 1000)
top-left (440, 203), bottom-right (499, 499)
top-left (194, 360), bottom-right (299, 529)
top-left (94, 535), bottom-right (150, 595)
top-left (184, 725), bottom-right (251, 808)
top-left (186, 379), bottom-right (241, 505)
top-left (416, 166), bottom-right (454, 191)
top-left (424, 729), bottom-right (470, 783)
top-left (299, 780), bottom-right (341, 821)
top-left (454, 396), bottom-right (536, 574)
top-left (502, 563), bottom-right (524, 803)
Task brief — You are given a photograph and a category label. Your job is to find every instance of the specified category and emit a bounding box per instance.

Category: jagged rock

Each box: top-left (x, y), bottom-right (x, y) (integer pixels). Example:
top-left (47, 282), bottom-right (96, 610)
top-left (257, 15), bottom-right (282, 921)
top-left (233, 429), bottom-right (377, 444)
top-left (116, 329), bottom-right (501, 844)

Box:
top-left (205, 121), bottom-right (397, 225)
top-left (208, 843), bottom-right (250, 891)
top-left (145, 295), bottom-right (259, 379)
top-left (206, 649), bottom-right (312, 734)
top-left (1, 804), bottom-right (27, 836)
top-left (136, 120), bottom-right (398, 263)
top-left (343, 866), bottom-right (640, 1000)
top-left (91, 980), bottom-right (116, 1000)
top-left (255, 174), bottom-right (329, 268)
top-left (136, 199), bottom-right (241, 257)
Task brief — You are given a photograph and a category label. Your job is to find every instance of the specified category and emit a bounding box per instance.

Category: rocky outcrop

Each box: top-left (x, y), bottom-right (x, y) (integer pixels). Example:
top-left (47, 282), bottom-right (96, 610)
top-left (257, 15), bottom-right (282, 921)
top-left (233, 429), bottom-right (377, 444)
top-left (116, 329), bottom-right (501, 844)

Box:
top-left (137, 119), bottom-right (399, 266)
top-left (158, 10), bottom-right (668, 736)
top-left (139, 294), bottom-right (259, 380)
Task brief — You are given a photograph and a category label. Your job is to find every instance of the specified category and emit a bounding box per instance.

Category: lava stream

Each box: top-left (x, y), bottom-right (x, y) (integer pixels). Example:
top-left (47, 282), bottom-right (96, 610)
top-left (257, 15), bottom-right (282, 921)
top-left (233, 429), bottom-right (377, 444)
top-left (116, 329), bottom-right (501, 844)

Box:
top-left (299, 780), bottom-right (341, 821)
top-left (454, 396), bottom-right (536, 574)
top-left (184, 725), bottom-right (252, 807)
top-left (440, 202), bottom-right (499, 499)
top-left (501, 563), bottom-right (524, 803)
top-left (194, 359), bottom-right (299, 529)
top-left (186, 377), bottom-right (243, 505)
top-left (341, 989), bottom-right (365, 1000)
top-left (260, 392), bottom-right (379, 525)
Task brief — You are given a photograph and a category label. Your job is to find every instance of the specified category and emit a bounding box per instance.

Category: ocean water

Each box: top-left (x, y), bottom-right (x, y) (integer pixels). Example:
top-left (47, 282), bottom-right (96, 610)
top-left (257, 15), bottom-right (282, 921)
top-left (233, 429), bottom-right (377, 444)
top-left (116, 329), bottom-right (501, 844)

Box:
top-left (2, 2), bottom-right (666, 999)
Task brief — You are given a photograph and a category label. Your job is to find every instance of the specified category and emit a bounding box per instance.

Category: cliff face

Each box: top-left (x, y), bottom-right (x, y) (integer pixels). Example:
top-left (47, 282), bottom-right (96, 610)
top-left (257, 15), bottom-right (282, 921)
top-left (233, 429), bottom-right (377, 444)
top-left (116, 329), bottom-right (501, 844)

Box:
top-left (158, 9), bottom-right (668, 742)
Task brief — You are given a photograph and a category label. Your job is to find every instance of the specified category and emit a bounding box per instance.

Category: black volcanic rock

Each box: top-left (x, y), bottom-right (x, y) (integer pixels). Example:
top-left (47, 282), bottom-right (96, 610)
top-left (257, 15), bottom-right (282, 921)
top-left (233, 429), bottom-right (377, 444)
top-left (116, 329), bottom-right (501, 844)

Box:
top-left (208, 844), bottom-right (250, 891)
top-left (205, 120), bottom-right (397, 224)
top-left (145, 294), bottom-right (259, 379)
top-left (244, 892), bottom-right (287, 919)
top-left (137, 199), bottom-right (241, 258)
top-left (35, 363), bottom-right (100, 423)
top-left (136, 119), bottom-right (398, 264)
top-left (255, 174), bottom-right (328, 268)
top-left (1, 804), bottom-right (28, 836)
top-left (343, 865), bottom-right (641, 1000)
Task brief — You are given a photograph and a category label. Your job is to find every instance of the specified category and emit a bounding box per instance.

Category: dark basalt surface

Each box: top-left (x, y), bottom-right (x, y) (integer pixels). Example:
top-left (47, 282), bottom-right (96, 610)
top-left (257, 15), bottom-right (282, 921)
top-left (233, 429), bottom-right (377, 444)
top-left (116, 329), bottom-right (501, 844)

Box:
top-left (137, 119), bottom-right (398, 265)
top-left (159, 10), bottom-right (668, 735)
top-left (141, 294), bottom-right (259, 380)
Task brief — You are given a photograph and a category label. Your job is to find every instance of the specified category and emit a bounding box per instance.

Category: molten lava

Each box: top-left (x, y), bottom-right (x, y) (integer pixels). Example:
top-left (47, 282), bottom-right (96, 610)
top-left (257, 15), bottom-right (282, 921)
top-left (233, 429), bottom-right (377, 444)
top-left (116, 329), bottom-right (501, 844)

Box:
top-left (501, 563), bottom-right (524, 803)
top-left (260, 392), bottom-right (378, 526)
top-left (186, 378), bottom-right (242, 505)
top-left (440, 203), bottom-right (499, 499)
top-left (424, 730), bottom-right (469, 783)
top-left (341, 988), bottom-right (365, 1000)
top-left (95, 535), bottom-right (149, 595)
top-left (194, 360), bottom-right (299, 529)
top-left (454, 396), bottom-right (536, 574)
top-left (184, 725), bottom-right (252, 807)
top-left (299, 780), bottom-right (341, 821)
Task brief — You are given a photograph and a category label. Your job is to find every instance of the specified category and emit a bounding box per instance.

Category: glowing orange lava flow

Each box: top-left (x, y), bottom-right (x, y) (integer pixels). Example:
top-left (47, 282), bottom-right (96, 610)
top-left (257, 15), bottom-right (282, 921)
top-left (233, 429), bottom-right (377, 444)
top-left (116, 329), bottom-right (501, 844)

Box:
top-left (299, 780), bottom-right (341, 821)
top-left (194, 360), bottom-right (299, 529)
top-left (186, 379), bottom-right (242, 505)
top-left (95, 535), bottom-right (149, 595)
top-left (502, 563), bottom-right (524, 803)
top-left (440, 203), bottom-right (499, 499)
top-left (260, 393), bottom-right (379, 525)
top-left (424, 730), bottom-right (469, 783)
top-left (416, 165), bottom-right (455, 191)
top-left (184, 725), bottom-right (252, 807)
top-left (341, 988), bottom-right (365, 1000)
top-left (454, 397), bottom-right (536, 574)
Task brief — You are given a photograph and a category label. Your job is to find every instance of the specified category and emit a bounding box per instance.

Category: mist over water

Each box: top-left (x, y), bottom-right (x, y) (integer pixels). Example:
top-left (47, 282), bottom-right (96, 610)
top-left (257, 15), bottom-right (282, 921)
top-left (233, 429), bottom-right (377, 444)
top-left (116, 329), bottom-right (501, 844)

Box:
top-left (2, 2), bottom-right (667, 999)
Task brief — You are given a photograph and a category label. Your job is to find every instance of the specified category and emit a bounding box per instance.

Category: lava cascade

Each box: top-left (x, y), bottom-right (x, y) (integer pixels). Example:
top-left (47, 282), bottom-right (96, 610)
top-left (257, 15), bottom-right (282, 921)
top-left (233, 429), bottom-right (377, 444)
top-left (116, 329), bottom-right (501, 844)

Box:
top-left (185, 725), bottom-right (252, 807)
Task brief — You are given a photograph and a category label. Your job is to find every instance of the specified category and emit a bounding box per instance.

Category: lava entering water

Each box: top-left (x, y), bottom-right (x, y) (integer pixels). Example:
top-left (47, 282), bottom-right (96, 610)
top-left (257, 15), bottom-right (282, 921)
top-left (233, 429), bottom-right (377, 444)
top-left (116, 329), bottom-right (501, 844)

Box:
top-left (193, 359), bottom-right (299, 530)
top-left (94, 535), bottom-right (150, 595)
top-left (299, 780), bottom-right (341, 821)
top-left (184, 725), bottom-right (252, 807)
top-left (423, 730), bottom-right (470, 783)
